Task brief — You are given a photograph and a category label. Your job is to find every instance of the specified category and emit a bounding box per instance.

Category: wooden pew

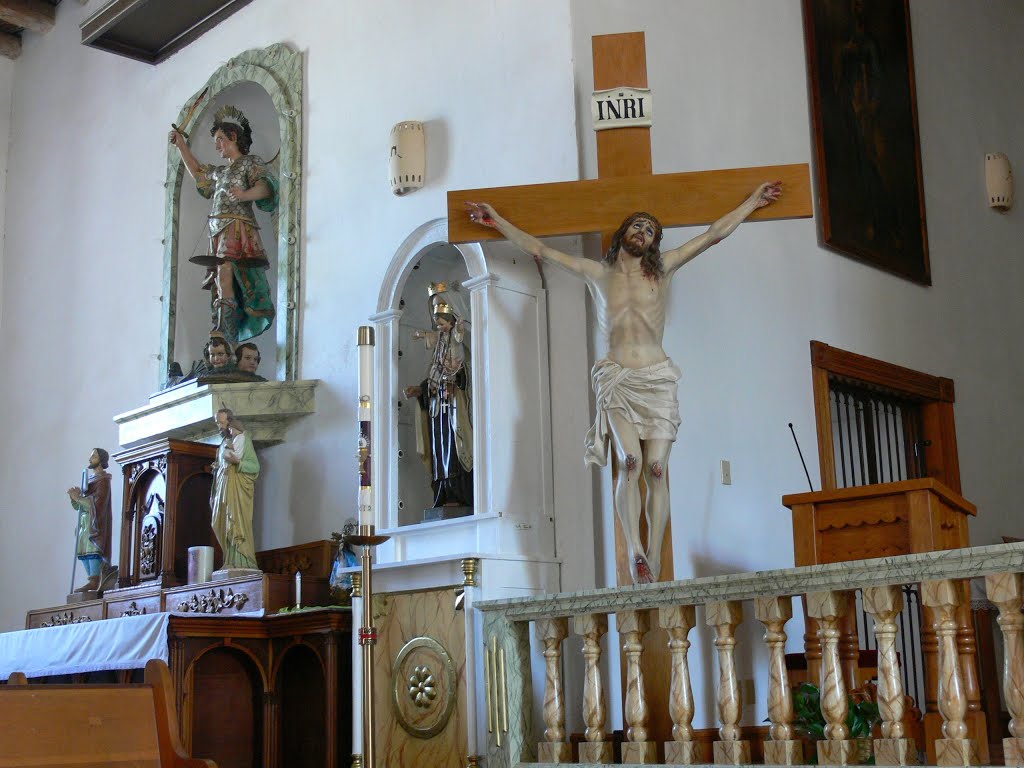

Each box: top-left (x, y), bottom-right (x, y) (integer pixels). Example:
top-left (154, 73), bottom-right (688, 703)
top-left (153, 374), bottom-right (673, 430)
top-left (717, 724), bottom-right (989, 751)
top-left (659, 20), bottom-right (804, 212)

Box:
top-left (0, 659), bottom-right (215, 767)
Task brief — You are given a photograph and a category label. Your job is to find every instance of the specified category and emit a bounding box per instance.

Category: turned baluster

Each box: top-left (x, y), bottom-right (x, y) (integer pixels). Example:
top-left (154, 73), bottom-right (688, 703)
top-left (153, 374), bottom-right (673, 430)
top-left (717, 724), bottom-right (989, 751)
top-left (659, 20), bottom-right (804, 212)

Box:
top-left (706, 600), bottom-right (750, 765)
top-left (807, 591), bottom-right (855, 766)
top-left (922, 579), bottom-right (978, 766)
top-left (618, 610), bottom-right (657, 763)
top-left (985, 572), bottom-right (1024, 766)
top-left (755, 596), bottom-right (803, 765)
top-left (660, 605), bottom-right (701, 765)
top-left (536, 618), bottom-right (571, 763)
top-left (863, 586), bottom-right (917, 765)
top-left (573, 613), bottom-right (612, 764)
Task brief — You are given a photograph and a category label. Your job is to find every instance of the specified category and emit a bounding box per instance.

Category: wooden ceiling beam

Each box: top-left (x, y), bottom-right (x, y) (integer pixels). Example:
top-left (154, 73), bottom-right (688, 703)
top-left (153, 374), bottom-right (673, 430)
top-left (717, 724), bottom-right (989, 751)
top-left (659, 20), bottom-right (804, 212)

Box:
top-left (0, 29), bottom-right (21, 59)
top-left (0, 0), bottom-right (55, 34)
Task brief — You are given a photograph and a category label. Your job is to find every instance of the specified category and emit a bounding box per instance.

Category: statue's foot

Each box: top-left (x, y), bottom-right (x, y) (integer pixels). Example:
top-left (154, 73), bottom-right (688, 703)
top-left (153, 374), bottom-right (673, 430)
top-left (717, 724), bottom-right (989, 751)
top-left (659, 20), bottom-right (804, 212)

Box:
top-left (634, 555), bottom-right (654, 584)
top-left (74, 576), bottom-right (100, 593)
top-left (98, 565), bottom-right (119, 593)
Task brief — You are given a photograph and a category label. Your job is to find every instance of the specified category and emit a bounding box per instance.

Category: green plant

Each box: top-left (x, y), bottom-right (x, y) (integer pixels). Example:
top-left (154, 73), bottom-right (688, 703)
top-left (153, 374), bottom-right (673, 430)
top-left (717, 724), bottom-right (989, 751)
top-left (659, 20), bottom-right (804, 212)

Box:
top-left (790, 682), bottom-right (881, 764)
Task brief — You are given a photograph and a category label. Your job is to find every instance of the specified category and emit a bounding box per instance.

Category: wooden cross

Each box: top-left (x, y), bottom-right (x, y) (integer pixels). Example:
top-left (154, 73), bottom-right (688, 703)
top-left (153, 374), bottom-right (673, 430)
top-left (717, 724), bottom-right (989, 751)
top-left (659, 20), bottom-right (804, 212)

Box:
top-left (447, 32), bottom-right (813, 586)
top-left (448, 32), bottom-right (812, 244)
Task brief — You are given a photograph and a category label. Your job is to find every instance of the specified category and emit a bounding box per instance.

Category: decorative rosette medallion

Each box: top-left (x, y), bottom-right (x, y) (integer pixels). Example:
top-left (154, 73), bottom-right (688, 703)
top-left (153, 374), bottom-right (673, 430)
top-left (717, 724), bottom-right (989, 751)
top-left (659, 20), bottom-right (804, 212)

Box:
top-left (391, 636), bottom-right (457, 738)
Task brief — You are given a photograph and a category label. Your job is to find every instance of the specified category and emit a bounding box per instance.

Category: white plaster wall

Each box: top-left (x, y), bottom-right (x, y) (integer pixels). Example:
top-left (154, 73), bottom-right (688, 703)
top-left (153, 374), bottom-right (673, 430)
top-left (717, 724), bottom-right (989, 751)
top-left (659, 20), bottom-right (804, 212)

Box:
top-left (570, 0), bottom-right (1024, 729)
top-left (0, 0), bottom-right (584, 629)
top-left (0, 57), bottom-right (13, 336)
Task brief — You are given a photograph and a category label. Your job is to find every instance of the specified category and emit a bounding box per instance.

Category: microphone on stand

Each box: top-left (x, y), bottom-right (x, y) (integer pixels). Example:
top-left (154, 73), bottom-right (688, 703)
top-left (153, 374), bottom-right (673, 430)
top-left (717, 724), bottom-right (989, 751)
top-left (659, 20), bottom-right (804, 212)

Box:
top-left (788, 423), bottom-right (815, 492)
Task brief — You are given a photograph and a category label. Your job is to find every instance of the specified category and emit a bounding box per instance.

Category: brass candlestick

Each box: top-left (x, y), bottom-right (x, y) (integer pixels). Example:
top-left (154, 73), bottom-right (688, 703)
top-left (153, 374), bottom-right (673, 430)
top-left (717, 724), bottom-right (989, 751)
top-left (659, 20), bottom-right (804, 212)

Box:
top-left (348, 525), bottom-right (389, 768)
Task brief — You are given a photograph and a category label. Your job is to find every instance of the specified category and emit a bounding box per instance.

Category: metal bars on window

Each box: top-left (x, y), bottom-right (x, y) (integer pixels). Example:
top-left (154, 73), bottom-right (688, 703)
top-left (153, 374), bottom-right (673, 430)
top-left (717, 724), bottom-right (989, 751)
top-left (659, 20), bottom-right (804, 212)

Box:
top-left (829, 378), bottom-right (927, 489)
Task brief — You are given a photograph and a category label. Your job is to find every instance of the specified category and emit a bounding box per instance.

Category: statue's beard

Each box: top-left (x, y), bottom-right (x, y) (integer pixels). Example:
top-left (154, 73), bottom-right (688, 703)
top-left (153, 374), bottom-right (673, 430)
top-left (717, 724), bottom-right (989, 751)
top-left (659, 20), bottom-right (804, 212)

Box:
top-left (88, 457), bottom-right (101, 470)
top-left (622, 238), bottom-right (648, 259)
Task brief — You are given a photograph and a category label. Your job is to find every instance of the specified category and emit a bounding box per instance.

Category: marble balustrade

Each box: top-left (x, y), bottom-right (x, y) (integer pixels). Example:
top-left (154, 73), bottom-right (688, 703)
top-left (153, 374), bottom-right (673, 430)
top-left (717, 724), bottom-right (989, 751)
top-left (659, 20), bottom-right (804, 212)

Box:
top-left (477, 541), bottom-right (1024, 767)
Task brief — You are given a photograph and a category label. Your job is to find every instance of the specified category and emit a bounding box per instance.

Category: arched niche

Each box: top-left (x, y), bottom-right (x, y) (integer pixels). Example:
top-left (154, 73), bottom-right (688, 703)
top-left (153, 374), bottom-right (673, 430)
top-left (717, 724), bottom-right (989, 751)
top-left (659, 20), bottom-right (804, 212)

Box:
top-left (187, 646), bottom-right (265, 767)
top-left (370, 219), bottom-right (556, 564)
top-left (276, 644), bottom-right (327, 768)
top-left (161, 43), bottom-right (302, 384)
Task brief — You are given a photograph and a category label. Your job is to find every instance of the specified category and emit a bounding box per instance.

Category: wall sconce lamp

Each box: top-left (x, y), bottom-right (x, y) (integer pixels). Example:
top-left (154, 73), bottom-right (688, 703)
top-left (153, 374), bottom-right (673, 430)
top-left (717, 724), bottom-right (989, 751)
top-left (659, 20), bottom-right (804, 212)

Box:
top-left (389, 121), bottom-right (425, 196)
top-left (985, 152), bottom-right (1014, 211)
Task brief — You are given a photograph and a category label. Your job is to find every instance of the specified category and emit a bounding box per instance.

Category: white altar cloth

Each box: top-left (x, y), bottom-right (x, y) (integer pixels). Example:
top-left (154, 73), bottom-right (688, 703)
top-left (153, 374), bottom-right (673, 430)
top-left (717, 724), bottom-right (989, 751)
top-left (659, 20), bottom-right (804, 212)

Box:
top-left (0, 613), bottom-right (170, 681)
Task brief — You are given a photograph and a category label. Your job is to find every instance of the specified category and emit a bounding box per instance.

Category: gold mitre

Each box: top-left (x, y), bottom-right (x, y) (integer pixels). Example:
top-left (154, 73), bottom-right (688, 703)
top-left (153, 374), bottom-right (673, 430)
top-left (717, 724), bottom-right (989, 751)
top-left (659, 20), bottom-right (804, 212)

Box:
top-left (428, 281), bottom-right (451, 297)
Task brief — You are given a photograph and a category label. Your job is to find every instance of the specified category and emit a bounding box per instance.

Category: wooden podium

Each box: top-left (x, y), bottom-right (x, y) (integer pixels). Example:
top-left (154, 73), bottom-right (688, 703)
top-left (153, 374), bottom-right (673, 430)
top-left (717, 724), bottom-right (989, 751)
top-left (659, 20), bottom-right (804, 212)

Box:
top-left (783, 478), bottom-right (987, 763)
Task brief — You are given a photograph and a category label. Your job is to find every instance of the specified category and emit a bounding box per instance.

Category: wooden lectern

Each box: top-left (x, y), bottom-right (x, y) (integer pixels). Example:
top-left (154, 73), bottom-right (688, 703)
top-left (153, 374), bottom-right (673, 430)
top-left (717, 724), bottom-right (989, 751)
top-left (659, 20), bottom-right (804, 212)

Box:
top-left (783, 478), bottom-right (987, 763)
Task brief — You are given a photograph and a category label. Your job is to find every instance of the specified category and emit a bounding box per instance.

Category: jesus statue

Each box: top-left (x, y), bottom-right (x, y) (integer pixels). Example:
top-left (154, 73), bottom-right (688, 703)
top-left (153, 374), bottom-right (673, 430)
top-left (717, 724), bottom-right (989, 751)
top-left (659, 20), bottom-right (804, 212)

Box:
top-left (467, 181), bottom-right (781, 583)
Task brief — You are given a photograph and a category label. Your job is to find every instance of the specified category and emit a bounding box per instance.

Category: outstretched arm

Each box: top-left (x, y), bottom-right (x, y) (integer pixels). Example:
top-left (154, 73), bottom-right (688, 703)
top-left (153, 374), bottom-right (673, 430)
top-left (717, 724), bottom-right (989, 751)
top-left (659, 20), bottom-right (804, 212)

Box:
top-left (466, 202), bottom-right (602, 280)
top-left (661, 181), bottom-right (782, 275)
top-left (168, 129), bottom-right (203, 179)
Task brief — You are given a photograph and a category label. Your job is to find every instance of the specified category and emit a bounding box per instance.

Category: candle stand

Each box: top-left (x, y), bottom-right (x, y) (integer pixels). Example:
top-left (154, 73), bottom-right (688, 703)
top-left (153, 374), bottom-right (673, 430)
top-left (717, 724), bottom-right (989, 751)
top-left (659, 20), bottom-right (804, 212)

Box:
top-left (347, 525), bottom-right (389, 768)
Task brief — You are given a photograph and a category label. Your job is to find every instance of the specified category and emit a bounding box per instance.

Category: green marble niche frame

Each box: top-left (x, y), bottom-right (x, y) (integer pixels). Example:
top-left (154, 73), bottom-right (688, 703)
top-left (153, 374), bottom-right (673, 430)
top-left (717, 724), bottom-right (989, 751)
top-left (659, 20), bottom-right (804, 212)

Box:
top-left (161, 43), bottom-right (303, 384)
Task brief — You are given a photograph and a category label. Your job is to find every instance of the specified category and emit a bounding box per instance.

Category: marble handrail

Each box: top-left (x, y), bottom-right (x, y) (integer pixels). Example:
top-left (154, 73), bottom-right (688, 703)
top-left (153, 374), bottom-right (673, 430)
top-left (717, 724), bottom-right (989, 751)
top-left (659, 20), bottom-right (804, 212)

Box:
top-left (480, 542), bottom-right (1024, 768)
top-left (475, 542), bottom-right (1024, 620)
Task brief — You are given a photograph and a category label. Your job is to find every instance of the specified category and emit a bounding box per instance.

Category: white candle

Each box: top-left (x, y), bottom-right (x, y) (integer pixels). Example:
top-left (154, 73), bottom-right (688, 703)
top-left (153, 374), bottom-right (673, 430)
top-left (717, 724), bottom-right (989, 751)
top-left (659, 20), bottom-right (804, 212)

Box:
top-left (357, 326), bottom-right (375, 528)
top-left (295, 570), bottom-right (302, 609)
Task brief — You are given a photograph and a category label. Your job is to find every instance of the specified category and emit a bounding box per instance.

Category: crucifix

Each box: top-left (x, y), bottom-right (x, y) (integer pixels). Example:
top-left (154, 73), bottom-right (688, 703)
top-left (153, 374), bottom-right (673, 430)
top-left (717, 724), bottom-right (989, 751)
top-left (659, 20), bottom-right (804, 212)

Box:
top-left (449, 32), bottom-right (812, 588)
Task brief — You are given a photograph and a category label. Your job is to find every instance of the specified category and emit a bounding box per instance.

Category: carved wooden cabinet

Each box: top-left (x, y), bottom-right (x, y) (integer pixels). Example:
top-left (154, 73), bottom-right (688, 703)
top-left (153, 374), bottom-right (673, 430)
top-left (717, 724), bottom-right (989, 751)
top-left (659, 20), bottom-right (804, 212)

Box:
top-left (168, 610), bottom-right (352, 768)
top-left (113, 439), bottom-right (218, 589)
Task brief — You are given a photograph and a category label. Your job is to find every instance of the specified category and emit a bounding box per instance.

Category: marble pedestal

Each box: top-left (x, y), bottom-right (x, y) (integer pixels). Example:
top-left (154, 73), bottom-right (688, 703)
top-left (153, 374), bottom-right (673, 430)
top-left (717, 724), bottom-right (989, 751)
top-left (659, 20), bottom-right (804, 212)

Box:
top-left (875, 737), bottom-right (918, 765)
top-left (621, 741), bottom-right (657, 763)
top-left (577, 741), bottom-right (613, 764)
top-left (818, 739), bottom-right (858, 766)
top-left (764, 739), bottom-right (804, 765)
top-left (664, 740), bottom-right (702, 764)
top-left (115, 379), bottom-right (318, 448)
top-left (714, 740), bottom-right (751, 765)
top-left (1005, 737), bottom-right (1024, 766)
top-left (537, 742), bottom-right (572, 763)
top-left (936, 738), bottom-right (979, 766)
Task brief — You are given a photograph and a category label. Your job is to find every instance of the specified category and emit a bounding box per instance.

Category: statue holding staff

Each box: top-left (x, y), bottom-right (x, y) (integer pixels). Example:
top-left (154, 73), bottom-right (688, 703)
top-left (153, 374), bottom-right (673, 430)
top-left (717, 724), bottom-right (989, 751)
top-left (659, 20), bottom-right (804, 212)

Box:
top-left (66, 448), bottom-right (114, 593)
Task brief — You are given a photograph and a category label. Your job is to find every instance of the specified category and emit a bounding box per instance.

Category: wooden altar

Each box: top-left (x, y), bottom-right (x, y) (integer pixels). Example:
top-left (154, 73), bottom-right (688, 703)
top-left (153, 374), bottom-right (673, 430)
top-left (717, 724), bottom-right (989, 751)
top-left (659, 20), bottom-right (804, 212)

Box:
top-left (11, 608), bottom-right (351, 768)
top-left (18, 536), bottom-right (348, 767)
top-left (783, 478), bottom-right (987, 762)
top-left (168, 609), bottom-right (351, 768)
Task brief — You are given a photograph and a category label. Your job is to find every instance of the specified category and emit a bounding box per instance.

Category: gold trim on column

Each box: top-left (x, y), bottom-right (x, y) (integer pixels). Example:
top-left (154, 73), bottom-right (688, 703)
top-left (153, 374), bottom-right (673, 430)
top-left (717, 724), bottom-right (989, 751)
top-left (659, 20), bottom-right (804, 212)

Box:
top-left (499, 645), bottom-right (509, 734)
top-left (350, 572), bottom-right (362, 598)
top-left (467, 756), bottom-right (483, 768)
top-left (484, 644), bottom-right (494, 735)
top-left (351, 754), bottom-right (363, 768)
top-left (461, 557), bottom-right (480, 587)
top-left (490, 635), bottom-right (502, 747)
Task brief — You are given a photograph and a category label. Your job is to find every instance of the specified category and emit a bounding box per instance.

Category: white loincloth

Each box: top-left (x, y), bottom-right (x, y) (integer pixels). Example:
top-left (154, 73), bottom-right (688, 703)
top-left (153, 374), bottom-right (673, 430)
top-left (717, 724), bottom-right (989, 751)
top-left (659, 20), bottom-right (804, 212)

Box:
top-left (584, 358), bottom-right (682, 468)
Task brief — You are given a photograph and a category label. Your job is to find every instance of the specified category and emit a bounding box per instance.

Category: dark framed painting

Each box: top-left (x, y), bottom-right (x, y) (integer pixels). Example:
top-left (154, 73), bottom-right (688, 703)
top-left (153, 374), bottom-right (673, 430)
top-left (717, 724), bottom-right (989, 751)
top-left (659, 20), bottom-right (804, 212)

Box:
top-left (803, 0), bottom-right (930, 285)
